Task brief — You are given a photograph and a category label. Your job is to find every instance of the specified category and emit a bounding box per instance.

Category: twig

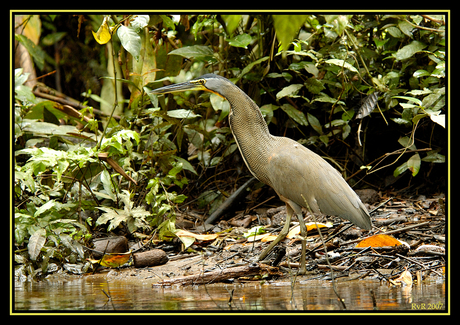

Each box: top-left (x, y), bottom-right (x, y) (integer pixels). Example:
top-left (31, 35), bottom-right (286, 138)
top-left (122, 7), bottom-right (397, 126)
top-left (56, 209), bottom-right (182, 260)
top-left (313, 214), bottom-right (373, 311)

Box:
top-left (395, 253), bottom-right (442, 277)
top-left (152, 263), bottom-right (261, 286)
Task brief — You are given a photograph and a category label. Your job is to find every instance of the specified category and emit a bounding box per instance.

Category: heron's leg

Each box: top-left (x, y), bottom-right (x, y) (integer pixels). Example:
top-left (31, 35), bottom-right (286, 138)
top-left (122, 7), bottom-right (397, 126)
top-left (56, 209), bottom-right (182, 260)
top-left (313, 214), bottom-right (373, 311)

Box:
top-left (276, 195), bottom-right (307, 275)
top-left (258, 204), bottom-right (292, 261)
top-left (296, 212), bottom-right (308, 275)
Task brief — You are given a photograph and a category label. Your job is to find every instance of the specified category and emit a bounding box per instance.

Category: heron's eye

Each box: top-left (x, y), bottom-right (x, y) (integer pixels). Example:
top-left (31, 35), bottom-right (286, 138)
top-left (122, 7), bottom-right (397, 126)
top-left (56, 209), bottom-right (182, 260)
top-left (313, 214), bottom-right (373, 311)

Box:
top-left (191, 79), bottom-right (206, 86)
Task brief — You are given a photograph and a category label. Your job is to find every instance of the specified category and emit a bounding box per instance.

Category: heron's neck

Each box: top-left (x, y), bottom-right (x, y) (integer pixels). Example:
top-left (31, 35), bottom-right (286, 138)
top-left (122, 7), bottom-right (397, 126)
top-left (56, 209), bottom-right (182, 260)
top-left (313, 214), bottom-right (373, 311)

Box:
top-left (224, 86), bottom-right (275, 185)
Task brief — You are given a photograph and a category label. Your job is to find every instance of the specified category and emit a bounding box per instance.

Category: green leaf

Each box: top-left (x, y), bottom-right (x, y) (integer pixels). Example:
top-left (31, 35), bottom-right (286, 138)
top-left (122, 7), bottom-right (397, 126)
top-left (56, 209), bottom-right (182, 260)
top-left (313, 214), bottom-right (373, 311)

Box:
top-left (393, 95), bottom-right (422, 106)
top-left (276, 84), bottom-right (303, 99)
top-left (393, 41), bottom-right (427, 61)
top-left (15, 34), bottom-right (46, 70)
top-left (398, 20), bottom-right (414, 37)
top-left (227, 33), bottom-right (252, 48)
top-left (413, 69), bottom-right (431, 78)
top-left (407, 153), bottom-right (421, 176)
top-left (325, 59), bottom-right (358, 72)
top-left (167, 109), bottom-right (201, 119)
top-left (236, 56), bottom-right (269, 82)
top-left (393, 161), bottom-right (408, 177)
top-left (96, 206), bottom-right (127, 232)
top-left (117, 25), bottom-right (141, 60)
top-left (386, 26), bottom-right (403, 38)
top-left (422, 151), bottom-right (445, 163)
top-left (307, 113), bottom-right (323, 134)
top-left (304, 78), bottom-right (325, 94)
top-left (273, 15), bottom-right (308, 57)
top-left (34, 200), bottom-right (56, 218)
top-left (173, 156), bottom-right (197, 175)
top-left (168, 45), bottom-right (214, 61)
top-left (398, 136), bottom-right (416, 150)
top-left (311, 92), bottom-right (345, 105)
top-left (222, 15), bottom-right (242, 34)
top-left (243, 226), bottom-right (265, 238)
top-left (280, 104), bottom-right (308, 126)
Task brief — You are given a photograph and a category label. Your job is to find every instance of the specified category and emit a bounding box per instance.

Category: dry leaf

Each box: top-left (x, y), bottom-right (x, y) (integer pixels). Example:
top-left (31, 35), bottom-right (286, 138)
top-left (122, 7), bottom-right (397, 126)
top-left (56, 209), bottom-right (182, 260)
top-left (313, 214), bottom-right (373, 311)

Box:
top-left (175, 229), bottom-right (218, 241)
top-left (356, 234), bottom-right (402, 248)
top-left (247, 233), bottom-right (271, 242)
top-left (390, 267), bottom-right (413, 287)
top-left (87, 251), bottom-right (133, 268)
top-left (286, 222), bottom-right (332, 239)
top-left (100, 252), bottom-right (132, 268)
top-left (261, 235), bottom-right (278, 242)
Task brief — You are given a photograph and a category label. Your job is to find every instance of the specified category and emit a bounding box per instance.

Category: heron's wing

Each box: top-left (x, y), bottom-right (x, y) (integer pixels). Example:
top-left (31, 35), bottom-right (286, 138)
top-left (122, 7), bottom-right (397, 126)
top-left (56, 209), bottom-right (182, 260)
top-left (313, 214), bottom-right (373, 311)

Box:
top-left (267, 138), bottom-right (372, 230)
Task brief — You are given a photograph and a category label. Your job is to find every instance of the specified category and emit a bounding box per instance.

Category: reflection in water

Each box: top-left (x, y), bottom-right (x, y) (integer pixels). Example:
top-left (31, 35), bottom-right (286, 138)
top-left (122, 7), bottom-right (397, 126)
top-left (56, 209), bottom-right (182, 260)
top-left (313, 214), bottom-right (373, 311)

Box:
top-left (14, 277), bottom-right (445, 311)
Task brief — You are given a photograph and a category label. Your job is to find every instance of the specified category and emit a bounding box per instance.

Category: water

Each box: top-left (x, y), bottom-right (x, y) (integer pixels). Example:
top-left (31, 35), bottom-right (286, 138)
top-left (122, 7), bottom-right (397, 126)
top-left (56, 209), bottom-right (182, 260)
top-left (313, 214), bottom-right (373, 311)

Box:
top-left (14, 276), bottom-right (446, 312)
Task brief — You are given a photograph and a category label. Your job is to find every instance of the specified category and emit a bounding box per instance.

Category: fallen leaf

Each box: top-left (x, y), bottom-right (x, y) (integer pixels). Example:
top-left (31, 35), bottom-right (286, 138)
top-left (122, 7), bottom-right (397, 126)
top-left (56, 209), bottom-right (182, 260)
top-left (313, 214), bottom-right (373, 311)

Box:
top-left (87, 251), bottom-right (133, 268)
top-left (243, 226), bottom-right (265, 238)
top-left (100, 252), bottom-right (132, 268)
top-left (261, 235), bottom-right (278, 242)
top-left (286, 222), bottom-right (332, 239)
top-left (175, 229), bottom-right (218, 241)
top-left (356, 234), bottom-right (402, 248)
top-left (390, 267), bottom-right (413, 287)
top-left (247, 233), bottom-right (271, 242)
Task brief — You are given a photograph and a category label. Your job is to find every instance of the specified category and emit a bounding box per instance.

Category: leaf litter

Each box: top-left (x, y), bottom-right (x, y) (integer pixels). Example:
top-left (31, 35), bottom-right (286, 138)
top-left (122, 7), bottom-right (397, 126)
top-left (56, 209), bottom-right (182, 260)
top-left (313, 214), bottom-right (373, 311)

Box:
top-left (82, 192), bottom-right (445, 294)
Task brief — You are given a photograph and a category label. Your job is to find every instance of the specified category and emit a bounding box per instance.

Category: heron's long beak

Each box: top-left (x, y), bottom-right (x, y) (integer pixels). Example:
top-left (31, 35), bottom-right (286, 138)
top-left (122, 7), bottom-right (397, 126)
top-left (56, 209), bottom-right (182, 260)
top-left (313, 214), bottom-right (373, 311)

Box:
top-left (150, 81), bottom-right (206, 95)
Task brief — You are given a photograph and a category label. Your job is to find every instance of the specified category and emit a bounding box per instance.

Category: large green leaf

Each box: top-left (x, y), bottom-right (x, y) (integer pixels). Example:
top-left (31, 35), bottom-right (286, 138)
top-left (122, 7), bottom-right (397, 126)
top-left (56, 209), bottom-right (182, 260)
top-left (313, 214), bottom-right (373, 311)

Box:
top-left (117, 25), bottom-right (141, 60)
top-left (280, 103), bottom-right (308, 126)
top-left (407, 153), bottom-right (421, 176)
top-left (325, 59), bottom-right (358, 72)
top-left (227, 33), bottom-right (252, 48)
top-left (273, 15), bottom-right (308, 57)
top-left (393, 41), bottom-right (427, 61)
top-left (168, 45), bottom-right (214, 61)
top-left (276, 84), bottom-right (303, 99)
top-left (15, 34), bottom-right (45, 70)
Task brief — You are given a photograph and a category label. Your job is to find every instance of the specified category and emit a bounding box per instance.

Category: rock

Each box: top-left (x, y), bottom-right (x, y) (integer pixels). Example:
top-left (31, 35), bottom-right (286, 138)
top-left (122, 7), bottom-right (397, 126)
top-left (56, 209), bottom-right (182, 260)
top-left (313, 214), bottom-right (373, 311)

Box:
top-left (93, 236), bottom-right (128, 258)
top-left (355, 189), bottom-right (380, 204)
top-left (133, 249), bottom-right (168, 268)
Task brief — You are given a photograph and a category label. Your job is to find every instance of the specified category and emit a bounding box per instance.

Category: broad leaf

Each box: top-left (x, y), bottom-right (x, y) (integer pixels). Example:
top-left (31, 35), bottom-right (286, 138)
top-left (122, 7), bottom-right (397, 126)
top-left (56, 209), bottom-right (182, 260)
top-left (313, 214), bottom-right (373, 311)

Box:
top-left (28, 228), bottom-right (46, 261)
top-left (393, 41), bottom-right (427, 61)
top-left (280, 103), bottom-right (308, 126)
top-left (117, 25), bottom-right (141, 60)
top-left (169, 45), bottom-right (214, 61)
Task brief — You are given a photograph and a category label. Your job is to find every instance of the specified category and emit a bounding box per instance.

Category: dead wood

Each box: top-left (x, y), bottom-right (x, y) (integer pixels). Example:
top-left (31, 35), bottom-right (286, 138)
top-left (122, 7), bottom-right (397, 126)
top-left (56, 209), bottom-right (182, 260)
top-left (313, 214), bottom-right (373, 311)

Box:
top-left (152, 263), bottom-right (262, 286)
top-left (133, 249), bottom-right (168, 268)
top-left (92, 236), bottom-right (128, 258)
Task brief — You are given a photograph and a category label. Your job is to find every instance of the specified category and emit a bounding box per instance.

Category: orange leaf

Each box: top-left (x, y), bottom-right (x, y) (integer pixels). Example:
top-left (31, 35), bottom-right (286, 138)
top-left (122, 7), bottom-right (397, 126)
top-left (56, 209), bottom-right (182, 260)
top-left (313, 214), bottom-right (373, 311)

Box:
top-left (286, 222), bottom-right (332, 239)
top-left (99, 252), bottom-right (132, 268)
top-left (356, 234), bottom-right (402, 248)
top-left (175, 229), bottom-right (218, 241)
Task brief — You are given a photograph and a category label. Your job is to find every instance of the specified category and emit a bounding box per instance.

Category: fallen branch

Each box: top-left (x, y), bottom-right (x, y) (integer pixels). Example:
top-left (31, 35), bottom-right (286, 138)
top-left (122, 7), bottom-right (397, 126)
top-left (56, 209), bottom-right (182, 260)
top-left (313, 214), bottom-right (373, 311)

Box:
top-left (152, 263), bottom-right (261, 286)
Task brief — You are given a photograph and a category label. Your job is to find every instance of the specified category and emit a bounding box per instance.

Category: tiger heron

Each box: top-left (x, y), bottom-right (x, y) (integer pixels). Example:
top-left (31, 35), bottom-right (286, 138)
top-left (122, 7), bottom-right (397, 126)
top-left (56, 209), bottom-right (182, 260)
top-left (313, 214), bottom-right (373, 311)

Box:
top-left (152, 74), bottom-right (372, 274)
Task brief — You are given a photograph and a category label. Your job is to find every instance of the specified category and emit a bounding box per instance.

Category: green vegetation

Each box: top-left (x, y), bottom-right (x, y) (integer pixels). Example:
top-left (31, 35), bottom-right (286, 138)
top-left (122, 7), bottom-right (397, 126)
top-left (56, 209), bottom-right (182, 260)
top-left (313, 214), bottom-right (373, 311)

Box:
top-left (14, 13), bottom-right (446, 279)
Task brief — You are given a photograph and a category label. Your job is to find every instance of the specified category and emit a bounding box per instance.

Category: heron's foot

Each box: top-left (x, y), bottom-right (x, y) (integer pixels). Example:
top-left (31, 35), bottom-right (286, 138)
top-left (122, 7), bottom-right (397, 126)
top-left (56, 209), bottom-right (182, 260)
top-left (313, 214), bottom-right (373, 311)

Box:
top-left (297, 266), bottom-right (307, 275)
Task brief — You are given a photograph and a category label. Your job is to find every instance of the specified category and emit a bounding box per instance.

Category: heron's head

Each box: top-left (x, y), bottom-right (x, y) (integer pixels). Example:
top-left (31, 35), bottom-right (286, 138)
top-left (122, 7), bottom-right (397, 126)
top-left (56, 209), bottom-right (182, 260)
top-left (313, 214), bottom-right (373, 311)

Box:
top-left (151, 74), bottom-right (231, 98)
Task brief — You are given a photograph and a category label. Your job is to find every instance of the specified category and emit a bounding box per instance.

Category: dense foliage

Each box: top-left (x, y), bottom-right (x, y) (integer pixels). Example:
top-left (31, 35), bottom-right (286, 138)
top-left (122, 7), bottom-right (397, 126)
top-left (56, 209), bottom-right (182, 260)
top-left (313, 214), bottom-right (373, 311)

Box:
top-left (14, 13), bottom-right (446, 278)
